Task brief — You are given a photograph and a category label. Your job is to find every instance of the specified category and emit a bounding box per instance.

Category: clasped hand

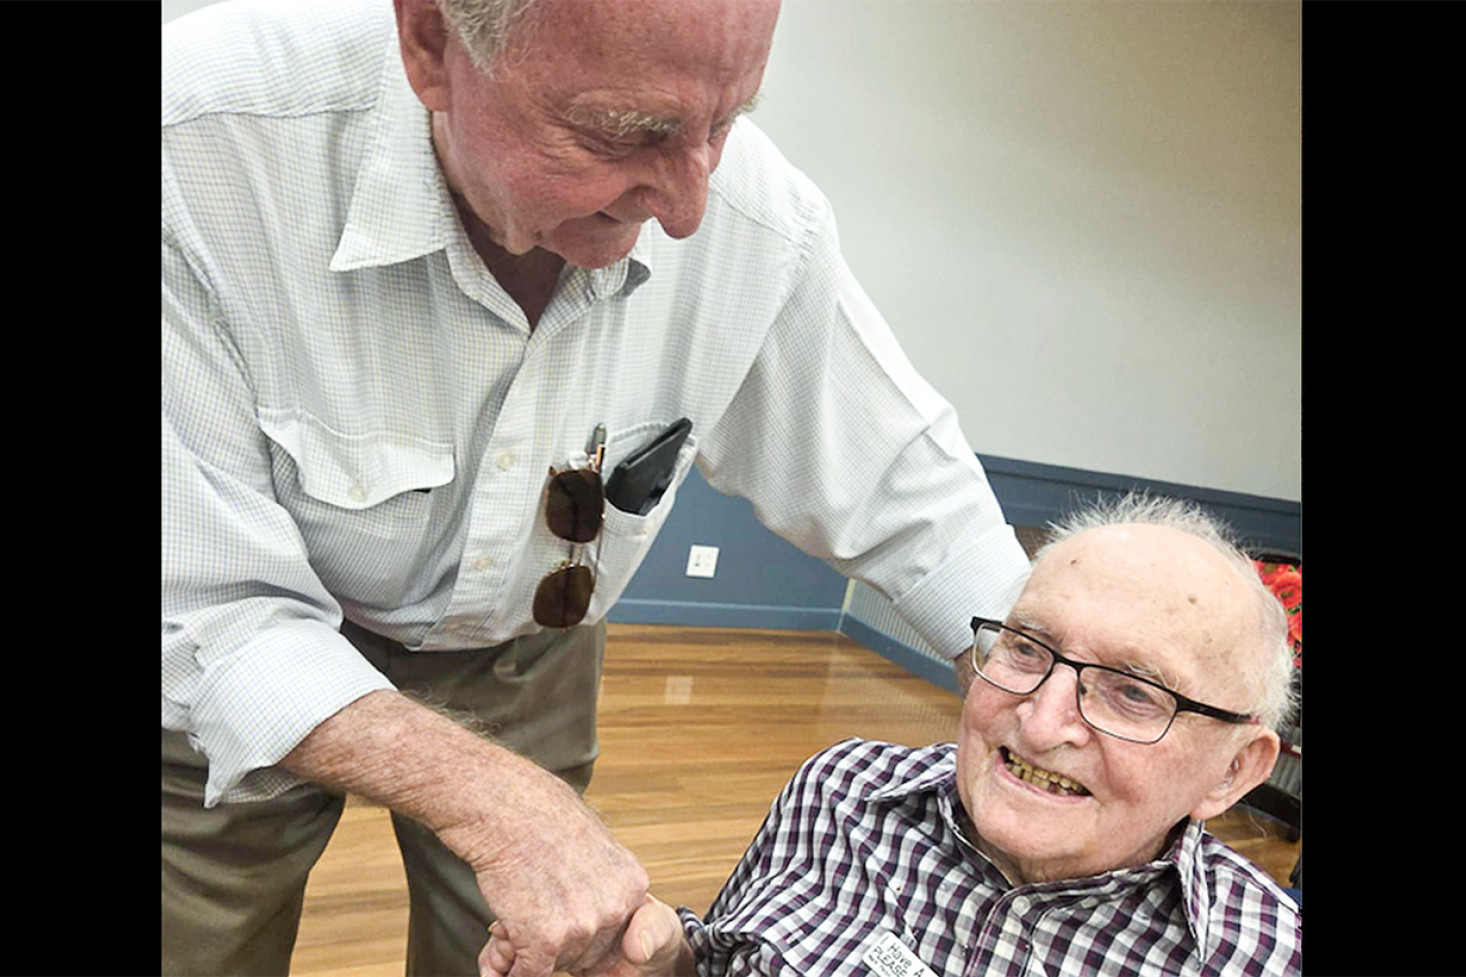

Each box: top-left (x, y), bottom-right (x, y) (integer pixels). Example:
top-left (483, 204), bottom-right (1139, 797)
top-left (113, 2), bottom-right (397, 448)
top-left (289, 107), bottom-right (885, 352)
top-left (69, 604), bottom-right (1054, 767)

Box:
top-left (481, 895), bottom-right (690, 977)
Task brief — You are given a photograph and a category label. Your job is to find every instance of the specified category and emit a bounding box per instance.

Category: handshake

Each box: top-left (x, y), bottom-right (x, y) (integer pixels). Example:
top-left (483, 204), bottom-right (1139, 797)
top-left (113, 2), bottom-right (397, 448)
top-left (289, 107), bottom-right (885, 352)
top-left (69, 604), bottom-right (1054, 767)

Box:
top-left (483, 895), bottom-right (692, 977)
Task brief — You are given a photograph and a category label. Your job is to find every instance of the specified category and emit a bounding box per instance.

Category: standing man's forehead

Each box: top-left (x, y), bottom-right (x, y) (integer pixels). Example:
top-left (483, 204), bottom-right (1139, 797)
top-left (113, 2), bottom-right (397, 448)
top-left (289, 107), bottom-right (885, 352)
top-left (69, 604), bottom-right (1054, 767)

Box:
top-left (490, 0), bottom-right (781, 102)
top-left (510, 0), bottom-right (779, 146)
top-left (517, 0), bottom-right (782, 51)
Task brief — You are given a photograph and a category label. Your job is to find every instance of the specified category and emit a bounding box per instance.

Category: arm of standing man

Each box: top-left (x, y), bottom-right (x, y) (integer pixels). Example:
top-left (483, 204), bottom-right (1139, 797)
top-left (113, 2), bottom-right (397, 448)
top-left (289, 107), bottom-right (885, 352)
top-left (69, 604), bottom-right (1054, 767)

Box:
top-left (280, 690), bottom-right (648, 977)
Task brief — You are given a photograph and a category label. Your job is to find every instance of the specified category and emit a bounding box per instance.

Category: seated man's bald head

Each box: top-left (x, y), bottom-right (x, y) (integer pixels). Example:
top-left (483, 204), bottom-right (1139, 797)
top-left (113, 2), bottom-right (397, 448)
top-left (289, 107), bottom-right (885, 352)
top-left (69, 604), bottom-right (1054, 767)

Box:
top-left (954, 495), bottom-right (1289, 886)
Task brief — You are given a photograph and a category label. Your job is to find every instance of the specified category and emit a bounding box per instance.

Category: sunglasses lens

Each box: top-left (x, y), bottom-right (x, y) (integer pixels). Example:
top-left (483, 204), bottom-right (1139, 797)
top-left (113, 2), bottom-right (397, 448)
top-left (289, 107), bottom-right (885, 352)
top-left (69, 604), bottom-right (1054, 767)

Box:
top-left (533, 564), bottom-right (595, 628)
top-left (546, 470), bottom-right (603, 543)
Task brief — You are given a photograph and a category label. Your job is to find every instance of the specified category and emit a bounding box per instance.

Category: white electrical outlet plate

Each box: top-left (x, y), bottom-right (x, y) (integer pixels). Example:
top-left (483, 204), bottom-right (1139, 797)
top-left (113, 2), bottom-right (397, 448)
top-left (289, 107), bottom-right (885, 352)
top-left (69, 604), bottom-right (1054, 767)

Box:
top-left (686, 545), bottom-right (719, 578)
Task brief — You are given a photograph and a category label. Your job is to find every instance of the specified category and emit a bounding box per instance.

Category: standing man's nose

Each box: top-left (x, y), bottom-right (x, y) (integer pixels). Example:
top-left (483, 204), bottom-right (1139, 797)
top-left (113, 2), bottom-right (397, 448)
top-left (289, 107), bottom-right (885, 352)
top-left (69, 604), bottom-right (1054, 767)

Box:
top-left (642, 143), bottom-right (713, 239)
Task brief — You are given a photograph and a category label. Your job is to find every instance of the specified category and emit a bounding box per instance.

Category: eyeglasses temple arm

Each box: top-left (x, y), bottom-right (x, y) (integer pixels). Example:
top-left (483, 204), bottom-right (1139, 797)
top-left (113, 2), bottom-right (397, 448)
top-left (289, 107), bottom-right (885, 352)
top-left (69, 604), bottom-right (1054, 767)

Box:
top-left (589, 423), bottom-right (606, 473)
top-left (1184, 699), bottom-right (1259, 725)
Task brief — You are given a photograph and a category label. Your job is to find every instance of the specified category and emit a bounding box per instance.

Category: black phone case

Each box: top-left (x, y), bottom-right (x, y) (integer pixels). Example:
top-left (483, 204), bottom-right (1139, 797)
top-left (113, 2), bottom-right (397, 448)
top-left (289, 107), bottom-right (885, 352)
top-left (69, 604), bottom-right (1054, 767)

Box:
top-left (605, 418), bottom-right (692, 515)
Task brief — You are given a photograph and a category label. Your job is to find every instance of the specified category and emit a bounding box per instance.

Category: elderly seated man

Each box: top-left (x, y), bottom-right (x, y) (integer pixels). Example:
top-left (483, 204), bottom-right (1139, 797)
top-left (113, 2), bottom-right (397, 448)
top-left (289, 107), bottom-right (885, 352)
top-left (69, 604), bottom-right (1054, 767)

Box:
top-left (486, 495), bottom-right (1303, 977)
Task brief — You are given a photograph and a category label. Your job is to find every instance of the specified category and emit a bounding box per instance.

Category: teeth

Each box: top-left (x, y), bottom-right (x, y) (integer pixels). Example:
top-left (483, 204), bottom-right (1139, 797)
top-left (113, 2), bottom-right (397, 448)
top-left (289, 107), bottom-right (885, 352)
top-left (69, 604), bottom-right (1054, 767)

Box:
top-left (1003, 749), bottom-right (1090, 796)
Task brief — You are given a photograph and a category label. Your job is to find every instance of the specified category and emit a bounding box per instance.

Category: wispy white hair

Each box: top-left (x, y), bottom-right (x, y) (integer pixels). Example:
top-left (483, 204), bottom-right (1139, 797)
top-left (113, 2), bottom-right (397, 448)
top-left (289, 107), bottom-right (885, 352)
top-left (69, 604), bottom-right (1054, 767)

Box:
top-left (434, 0), bottom-right (549, 74)
top-left (1037, 493), bottom-right (1298, 731)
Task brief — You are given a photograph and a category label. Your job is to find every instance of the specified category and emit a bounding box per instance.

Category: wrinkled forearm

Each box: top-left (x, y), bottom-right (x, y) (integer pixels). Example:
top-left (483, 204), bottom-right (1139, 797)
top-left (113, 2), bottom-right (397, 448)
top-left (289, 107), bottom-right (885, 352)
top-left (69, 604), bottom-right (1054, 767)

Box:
top-left (279, 689), bottom-right (582, 869)
top-left (287, 689), bottom-right (649, 977)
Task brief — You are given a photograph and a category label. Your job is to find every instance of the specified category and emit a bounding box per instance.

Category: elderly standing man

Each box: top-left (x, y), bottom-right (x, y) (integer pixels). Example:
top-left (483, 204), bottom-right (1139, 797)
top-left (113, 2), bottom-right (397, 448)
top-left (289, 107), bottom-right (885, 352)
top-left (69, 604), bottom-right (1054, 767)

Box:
top-left (548, 495), bottom-right (1302, 977)
top-left (161, 0), bottom-right (1033, 975)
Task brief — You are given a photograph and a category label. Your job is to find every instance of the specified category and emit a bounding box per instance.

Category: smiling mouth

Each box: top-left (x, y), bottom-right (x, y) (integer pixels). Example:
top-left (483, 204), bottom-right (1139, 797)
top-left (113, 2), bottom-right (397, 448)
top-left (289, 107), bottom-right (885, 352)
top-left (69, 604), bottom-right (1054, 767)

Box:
top-left (1001, 747), bottom-right (1091, 797)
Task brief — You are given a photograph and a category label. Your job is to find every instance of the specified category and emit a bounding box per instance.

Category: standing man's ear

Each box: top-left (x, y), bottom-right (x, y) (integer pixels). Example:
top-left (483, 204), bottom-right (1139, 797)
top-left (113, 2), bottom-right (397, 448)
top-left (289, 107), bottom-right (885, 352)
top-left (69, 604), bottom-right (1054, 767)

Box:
top-left (1189, 728), bottom-right (1281, 823)
top-left (396, 0), bottom-right (453, 112)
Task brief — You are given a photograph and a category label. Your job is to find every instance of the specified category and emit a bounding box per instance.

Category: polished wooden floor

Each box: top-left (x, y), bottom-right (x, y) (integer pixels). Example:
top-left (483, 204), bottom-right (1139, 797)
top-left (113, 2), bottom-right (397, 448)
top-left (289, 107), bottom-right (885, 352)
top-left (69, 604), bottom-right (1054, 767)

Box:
top-left (290, 624), bottom-right (1300, 976)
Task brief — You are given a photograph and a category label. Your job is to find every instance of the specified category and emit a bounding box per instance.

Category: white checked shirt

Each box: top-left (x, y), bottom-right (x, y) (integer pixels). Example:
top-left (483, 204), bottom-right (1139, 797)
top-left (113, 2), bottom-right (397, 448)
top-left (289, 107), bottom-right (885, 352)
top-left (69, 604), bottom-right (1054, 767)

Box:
top-left (161, 0), bottom-right (1030, 805)
top-left (681, 739), bottom-right (1302, 977)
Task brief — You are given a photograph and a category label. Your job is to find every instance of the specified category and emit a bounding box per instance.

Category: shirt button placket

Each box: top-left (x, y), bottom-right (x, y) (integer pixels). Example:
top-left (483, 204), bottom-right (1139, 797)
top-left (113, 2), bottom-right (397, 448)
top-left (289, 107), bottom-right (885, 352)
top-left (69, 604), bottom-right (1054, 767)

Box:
top-left (999, 896), bottom-right (1034, 973)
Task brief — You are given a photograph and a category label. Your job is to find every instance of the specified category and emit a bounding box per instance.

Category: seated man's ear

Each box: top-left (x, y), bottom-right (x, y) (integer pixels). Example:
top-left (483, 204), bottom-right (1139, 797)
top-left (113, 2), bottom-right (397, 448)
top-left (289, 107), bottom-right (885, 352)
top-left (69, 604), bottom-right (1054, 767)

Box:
top-left (952, 651), bottom-right (976, 693)
top-left (396, 0), bottom-right (453, 113)
top-left (1190, 728), bottom-right (1281, 823)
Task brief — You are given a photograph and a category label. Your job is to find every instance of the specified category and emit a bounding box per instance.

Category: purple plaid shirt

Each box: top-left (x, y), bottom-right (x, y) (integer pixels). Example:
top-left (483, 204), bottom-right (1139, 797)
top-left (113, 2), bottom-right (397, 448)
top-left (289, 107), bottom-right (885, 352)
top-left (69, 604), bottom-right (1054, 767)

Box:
top-left (679, 739), bottom-right (1301, 977)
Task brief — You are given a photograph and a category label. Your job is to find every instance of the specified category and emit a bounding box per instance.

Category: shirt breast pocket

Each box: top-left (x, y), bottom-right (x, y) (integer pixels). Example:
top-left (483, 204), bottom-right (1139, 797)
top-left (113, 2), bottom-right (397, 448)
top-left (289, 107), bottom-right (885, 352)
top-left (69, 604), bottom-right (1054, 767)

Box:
top-left (260, 409), bottom-right (455, 601)
top-left (580, 424), bottom-right (699, 621)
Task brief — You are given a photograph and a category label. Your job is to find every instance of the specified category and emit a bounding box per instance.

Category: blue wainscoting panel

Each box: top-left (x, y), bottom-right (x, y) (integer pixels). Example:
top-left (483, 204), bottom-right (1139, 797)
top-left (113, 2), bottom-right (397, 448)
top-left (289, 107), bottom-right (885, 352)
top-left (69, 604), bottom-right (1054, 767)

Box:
top-left (608, 455), bottom-right (1302, 692)
top-left (979, 454), bottom-right (1302, 557)
top-left (607, 465), bottom-right (849, 630)
top-left (838, 454), bottom-right (1301, 682)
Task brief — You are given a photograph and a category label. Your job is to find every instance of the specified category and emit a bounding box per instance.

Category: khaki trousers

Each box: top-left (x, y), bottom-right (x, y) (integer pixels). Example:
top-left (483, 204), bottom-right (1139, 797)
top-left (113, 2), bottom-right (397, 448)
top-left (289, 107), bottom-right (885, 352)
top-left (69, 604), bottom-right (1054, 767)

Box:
top-left (161, 619), bottom-right (605, 977)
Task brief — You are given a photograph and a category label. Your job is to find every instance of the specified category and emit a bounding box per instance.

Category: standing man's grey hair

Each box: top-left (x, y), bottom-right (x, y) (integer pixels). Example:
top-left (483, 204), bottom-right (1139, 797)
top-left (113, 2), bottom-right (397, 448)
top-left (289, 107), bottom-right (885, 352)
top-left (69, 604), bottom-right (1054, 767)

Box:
top-left (435, 0), bottom-right (549, 74)
top-left (1039, 493), bottom-right (1298, 732)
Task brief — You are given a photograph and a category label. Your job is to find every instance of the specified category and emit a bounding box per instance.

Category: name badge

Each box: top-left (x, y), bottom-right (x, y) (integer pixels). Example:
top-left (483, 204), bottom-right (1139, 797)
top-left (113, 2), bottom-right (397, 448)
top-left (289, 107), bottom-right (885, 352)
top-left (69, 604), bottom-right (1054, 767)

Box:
top-left (863, 931), bottom-right (939, 977)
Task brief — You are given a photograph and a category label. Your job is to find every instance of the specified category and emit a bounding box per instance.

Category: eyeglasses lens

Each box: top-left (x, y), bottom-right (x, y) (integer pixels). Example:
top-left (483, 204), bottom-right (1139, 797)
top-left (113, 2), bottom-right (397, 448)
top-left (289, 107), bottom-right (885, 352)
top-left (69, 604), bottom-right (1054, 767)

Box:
top-left (534, 564), bottom-right (595, 629)
top-left (545, 469), bottom-right (603, 543)
top-left (534, 468), bottom-right (605, 628)
top-left (973, 623), bottom-right (1178, 743)
top-left (973, 624), bottom-right (1049, 694)
top-left (1078, 669), bottom-right (1178, 743)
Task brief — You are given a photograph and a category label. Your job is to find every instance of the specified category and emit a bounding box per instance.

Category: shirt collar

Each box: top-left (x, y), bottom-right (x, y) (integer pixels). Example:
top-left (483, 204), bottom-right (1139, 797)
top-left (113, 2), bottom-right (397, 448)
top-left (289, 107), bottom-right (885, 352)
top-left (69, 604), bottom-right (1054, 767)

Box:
top-left (866, 746), bottom-right (1212, 950)
top-left (863, 748), bottom-right (954, 803)
top-left (622, 237), bottom-right (654, 294)
top-left (564, 236), bottom-right (654, 301)
top-left (864, 748), bottom-right (994, 866)
top-left (330, 27), bottom-right (654, 301)
top-left (330, 28), bottom-right (448, 273)
top-left (1167, 817), bottom-right (1217, 954)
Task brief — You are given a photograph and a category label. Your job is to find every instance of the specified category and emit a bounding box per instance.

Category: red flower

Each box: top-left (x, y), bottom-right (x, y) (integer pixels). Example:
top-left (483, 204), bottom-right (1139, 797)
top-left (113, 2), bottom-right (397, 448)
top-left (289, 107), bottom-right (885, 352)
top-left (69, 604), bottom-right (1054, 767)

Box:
top-left (1269, 569), bottom-right (1302, 610)
top-left (1256, 562), bottom-right (1286, 586)
top-left (1255, 559), bottom-right (1302, 670)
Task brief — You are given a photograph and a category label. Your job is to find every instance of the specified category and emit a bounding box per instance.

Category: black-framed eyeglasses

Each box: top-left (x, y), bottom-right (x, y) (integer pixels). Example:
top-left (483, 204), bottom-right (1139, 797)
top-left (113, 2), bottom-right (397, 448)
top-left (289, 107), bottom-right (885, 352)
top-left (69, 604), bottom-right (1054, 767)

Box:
top-left (533, 456), bottom-right (605, 629)
top-left (968, 616), bottom-right (1258, 744)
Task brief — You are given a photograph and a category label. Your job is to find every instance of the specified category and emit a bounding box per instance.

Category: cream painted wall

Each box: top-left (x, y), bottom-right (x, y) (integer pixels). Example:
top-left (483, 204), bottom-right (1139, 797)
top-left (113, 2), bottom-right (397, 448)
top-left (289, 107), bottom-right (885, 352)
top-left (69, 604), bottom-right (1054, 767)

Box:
top-left (753, 0), bottom-right (1301, 500)
top-left (164, 0), bottom-right (1301, 501)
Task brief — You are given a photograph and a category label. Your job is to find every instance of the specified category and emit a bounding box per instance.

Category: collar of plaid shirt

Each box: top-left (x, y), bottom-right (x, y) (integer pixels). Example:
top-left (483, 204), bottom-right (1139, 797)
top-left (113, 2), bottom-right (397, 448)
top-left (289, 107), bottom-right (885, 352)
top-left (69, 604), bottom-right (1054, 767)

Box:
top-left (680, 739), bottom-right (1301, 977)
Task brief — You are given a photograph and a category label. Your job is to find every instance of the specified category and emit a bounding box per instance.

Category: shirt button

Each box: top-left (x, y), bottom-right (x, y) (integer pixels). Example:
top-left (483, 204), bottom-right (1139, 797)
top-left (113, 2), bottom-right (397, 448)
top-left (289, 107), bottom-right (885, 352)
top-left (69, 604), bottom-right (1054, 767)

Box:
top-left (496, 452), bottom-right (516, 471)
top-left (472, 555), bottom-right (492, 571)
top-left (1011, 896), bottom-right (1030, 915)
top-left (348, 483), bottom-right (366, 503)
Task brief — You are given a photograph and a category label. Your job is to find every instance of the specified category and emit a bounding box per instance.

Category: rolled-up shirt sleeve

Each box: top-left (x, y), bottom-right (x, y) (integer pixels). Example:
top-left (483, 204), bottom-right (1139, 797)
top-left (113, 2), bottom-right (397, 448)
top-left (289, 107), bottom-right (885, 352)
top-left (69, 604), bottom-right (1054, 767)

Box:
top-left (162, 237), bottom-right (394, 807)
top-left (697, 195), bottom-right (1030, 658)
